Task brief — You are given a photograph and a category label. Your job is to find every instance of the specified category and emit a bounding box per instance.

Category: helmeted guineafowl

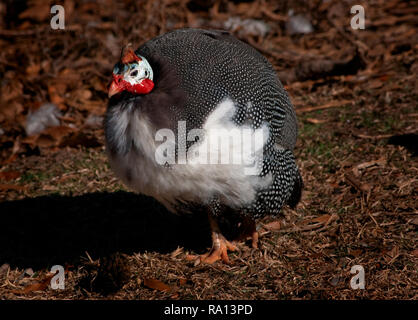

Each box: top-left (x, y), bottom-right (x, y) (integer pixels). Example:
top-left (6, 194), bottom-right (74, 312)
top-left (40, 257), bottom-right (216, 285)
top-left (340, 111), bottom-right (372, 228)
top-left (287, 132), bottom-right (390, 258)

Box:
top-left (105, 28), bottom-right (302, 264)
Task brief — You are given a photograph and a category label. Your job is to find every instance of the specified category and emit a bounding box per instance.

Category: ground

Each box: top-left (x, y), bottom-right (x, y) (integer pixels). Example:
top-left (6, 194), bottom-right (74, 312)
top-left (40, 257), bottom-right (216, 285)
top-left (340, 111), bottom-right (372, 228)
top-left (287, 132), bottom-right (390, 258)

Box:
top-left (0, 0), bottom-right (417, 300)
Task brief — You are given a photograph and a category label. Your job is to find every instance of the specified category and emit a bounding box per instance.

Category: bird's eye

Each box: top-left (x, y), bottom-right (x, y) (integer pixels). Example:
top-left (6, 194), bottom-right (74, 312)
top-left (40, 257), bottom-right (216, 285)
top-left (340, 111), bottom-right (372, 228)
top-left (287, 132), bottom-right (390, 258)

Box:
top-left (130, 70), bottom-right (138, 77)
top-left (145, 71), bottom-right (148, 77)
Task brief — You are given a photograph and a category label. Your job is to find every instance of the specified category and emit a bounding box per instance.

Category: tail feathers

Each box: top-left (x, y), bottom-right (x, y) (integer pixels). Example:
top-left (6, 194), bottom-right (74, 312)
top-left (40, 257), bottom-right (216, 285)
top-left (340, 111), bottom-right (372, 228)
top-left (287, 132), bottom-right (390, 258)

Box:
top-left (286, 168), bottom-right (303, 208)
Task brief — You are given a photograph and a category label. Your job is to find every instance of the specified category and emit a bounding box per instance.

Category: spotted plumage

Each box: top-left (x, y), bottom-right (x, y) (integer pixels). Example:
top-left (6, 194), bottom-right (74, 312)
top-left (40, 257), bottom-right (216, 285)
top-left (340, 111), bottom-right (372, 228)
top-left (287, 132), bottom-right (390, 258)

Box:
top-left (104, 28), bottom-right (302, 263)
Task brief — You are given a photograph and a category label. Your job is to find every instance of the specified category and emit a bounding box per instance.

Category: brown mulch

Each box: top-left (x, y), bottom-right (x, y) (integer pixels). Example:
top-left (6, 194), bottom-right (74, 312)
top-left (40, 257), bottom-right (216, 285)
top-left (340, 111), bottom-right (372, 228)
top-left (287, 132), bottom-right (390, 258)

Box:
top-left (0, 0), bottom-right (417, 300)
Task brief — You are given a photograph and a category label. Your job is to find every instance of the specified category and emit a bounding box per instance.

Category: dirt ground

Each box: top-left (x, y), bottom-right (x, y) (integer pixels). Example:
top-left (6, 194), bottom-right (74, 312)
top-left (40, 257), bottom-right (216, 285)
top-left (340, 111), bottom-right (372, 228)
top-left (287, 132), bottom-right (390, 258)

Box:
top-left (0, 0), bottom-right (417, 300)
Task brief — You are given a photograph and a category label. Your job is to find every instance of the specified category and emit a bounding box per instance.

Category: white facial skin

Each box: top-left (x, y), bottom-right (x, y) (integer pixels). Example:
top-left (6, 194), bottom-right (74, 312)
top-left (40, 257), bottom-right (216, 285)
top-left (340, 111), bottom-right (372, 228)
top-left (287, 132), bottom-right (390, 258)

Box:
top-left (123, 56), bottom-right (154, 85)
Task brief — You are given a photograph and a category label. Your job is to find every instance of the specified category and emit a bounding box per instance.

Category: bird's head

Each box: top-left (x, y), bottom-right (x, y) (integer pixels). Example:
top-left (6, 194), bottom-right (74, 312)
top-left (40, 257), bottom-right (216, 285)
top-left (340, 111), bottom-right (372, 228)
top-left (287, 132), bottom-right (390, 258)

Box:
top-left (108, 46), bottom-right (154, 98)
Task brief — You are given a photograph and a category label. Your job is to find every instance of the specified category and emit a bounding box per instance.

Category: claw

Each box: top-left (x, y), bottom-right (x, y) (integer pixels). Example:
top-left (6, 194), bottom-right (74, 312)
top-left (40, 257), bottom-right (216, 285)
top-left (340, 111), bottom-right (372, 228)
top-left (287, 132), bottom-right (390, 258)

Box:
top-left (188, 211), bottom-right (260, 266)
top-left (196, 231), bottom-right (237, 265)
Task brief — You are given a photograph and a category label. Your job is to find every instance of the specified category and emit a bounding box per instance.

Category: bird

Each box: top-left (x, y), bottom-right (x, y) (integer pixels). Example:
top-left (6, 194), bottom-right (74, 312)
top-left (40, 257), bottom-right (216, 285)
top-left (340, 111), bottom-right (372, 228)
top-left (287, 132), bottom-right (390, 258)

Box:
top-left (104, 28), bottom-right (303, 264)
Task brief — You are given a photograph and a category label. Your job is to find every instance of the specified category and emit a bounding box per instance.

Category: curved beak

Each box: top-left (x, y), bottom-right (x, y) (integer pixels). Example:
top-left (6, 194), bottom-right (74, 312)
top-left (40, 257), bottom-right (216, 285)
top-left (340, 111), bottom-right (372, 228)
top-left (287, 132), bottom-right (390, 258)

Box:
top-left (108, 76), bottom-right (124, 98)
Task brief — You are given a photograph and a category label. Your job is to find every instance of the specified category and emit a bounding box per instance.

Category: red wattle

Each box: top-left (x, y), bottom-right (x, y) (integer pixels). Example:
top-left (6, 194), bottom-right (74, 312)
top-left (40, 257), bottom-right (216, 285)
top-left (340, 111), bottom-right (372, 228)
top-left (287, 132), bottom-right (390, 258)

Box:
top-left (126, 78), bottom-right (154, 95)
top-left (109, 75), bottom-right (154, 97)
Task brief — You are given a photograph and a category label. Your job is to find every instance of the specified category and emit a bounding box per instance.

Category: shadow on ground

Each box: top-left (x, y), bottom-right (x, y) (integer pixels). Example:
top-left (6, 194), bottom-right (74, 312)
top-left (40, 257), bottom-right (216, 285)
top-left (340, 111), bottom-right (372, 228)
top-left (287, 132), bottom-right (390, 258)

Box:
top-left (0, 191), bottom-right (211, 269)
top-left (387, 133), bottom-right (418, 157)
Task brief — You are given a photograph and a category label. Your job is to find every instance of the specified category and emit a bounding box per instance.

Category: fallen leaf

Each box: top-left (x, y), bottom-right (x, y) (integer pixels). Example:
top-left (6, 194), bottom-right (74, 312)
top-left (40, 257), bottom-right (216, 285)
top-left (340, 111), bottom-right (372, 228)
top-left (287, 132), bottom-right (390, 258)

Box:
top-left (263, 221), bottom-right (281, 231)
top-left (48, 85), bottom-right (65, 106)
top-left (0, 184), bottom-right (26, 191)
top-left (90, 77), bottom-right (106, 92)
top-left (26, 64), bottom-right (41, 78)
top-left (366, 79), bottom-right (384, 89)
top-left (76, 89), bottom-right (92, 101)
top-left (2, 154), bottom-right (18, 165)
top-left (296, 100), bottom-right (352, 114)
top-left (185, 254), bottom-right (199, 261)
top-left (26, 126), bottom-right (77, 148)
top-left (306, 118), bottom-right (327, 124)
top-left (0, 171), bottom-right (21, 181)
top-left (309, 214), bottom-right (332, 225)
top-left (356, 159), bottom-right (386, 170)
top-left (76, 100), bottom-right (105, 113)
top-left (14, 273), bottom-right (55, 295)
top-left (345, 173), bottom-right (372, 192)
top-left (143, 278), bottom-right (171, 292)
top-left (59, 68), bottom-right (81, 83)
top-left (348, 248), bottom-right (363, 257)
top-left (34, 134), bottom-right (56, 148)
top-left (18, 3), bottom-right (50, 22)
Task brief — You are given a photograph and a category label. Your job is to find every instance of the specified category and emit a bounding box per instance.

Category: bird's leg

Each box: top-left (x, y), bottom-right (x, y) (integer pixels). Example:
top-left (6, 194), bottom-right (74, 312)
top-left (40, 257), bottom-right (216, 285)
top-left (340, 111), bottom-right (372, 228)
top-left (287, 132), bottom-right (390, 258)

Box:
top-left (235, 216), bottom-right (259, 249)
top-left (196, 212), bottom-right (237, 265)
top-left (251, 229), bottom-right (259, 249)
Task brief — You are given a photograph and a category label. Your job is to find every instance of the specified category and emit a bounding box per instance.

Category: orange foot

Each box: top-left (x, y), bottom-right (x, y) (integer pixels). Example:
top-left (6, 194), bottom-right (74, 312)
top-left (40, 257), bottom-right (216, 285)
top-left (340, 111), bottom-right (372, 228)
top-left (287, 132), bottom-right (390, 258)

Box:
top-left (193, 231), bottom-right (238, 265)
